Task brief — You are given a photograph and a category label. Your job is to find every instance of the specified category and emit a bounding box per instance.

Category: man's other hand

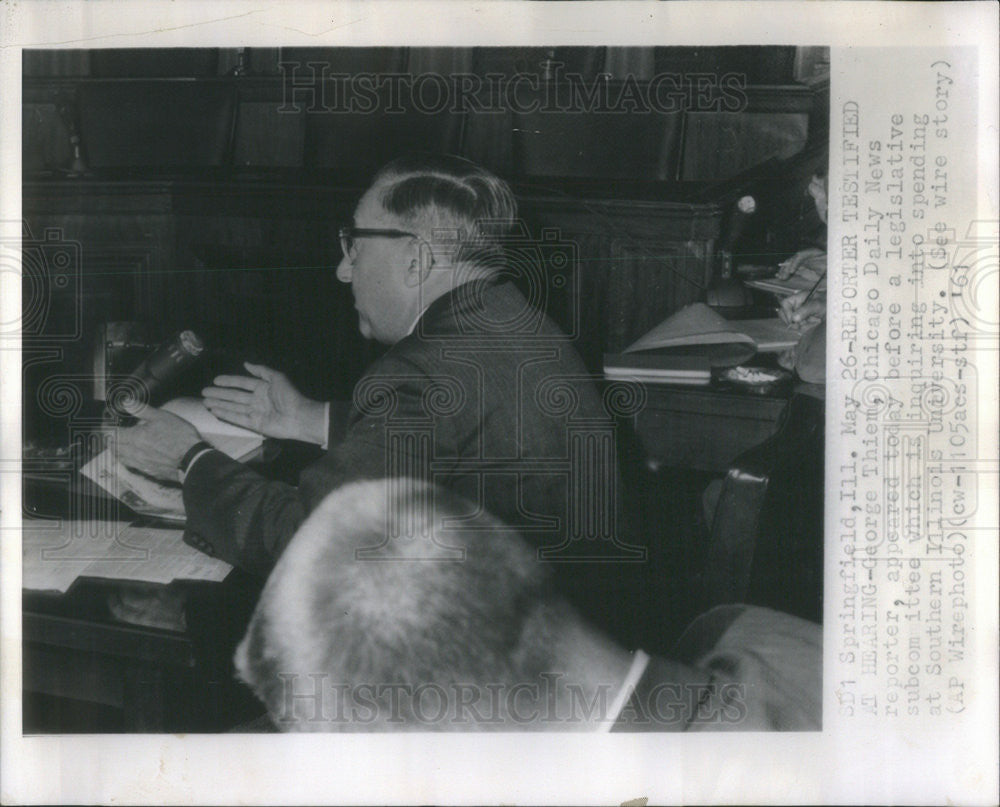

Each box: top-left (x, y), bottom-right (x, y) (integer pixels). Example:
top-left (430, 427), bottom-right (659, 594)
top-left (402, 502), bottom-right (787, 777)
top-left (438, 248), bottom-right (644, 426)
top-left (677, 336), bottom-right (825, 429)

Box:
top-left (776, 248), bottom-right (827, 282)
top-left (202, 362), bottom-right (327, 445)
top-left (114, 405), bottom-right (202, 480)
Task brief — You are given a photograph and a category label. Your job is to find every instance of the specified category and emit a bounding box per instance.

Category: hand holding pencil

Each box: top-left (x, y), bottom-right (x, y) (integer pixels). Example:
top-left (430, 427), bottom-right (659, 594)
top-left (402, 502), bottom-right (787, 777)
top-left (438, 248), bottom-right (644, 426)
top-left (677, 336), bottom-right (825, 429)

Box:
top-left (778, 285), bottom-right (826, 329)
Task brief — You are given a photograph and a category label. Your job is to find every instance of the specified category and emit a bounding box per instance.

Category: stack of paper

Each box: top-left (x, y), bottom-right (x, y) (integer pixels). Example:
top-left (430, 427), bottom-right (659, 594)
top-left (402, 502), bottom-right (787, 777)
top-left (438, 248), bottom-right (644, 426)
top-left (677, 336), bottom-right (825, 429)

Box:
top-left (603, 354), bottom-right (712, 385)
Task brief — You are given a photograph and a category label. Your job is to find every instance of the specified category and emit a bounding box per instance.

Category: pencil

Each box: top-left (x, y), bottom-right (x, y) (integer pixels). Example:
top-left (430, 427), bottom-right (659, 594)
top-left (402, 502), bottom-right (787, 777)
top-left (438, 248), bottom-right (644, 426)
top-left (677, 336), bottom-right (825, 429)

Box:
top-left (779, 270), bottom-right (827, 328)
top-left (800, 270), bottom-right (827, 307)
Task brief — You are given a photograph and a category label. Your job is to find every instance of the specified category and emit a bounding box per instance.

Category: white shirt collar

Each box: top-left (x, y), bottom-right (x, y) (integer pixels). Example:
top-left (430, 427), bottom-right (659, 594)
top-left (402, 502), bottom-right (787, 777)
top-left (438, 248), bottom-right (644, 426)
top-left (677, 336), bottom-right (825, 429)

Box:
top-left (602, 649), bottom-right (651, 732)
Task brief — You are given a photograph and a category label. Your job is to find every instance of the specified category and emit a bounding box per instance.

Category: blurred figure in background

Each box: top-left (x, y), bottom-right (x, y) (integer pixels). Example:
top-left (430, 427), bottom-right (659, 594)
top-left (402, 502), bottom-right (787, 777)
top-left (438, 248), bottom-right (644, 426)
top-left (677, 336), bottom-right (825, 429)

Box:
top-left (777, 171), bottom-right (827, 385)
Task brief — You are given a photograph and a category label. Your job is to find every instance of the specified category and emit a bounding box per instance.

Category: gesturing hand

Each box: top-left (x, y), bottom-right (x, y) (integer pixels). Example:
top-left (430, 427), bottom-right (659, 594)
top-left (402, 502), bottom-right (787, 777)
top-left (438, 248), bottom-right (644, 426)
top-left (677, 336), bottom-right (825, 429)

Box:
top-left (202, 362), bottom-right (327, 445)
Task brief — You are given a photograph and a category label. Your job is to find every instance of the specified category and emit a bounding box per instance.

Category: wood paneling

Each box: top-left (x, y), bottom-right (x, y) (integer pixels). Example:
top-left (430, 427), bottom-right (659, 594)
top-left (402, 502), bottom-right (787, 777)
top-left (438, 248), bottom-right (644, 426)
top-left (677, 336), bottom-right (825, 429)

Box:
top-left (680, 111), bottom-right (809, 181)
top-left (520, 194), bottom-right (720, 366)
top-left (23, 178), bottom-right (723, 407)
top-left (24, 74), bottom-right (825, 182)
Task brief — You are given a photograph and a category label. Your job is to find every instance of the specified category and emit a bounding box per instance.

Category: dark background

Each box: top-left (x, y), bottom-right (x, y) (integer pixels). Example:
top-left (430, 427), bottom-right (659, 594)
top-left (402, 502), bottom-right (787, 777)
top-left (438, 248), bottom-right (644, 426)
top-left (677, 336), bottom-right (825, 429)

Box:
top-left (23, 45), bottom-right (828, 446)
top-left (21, 49), bottom-right (828, 731)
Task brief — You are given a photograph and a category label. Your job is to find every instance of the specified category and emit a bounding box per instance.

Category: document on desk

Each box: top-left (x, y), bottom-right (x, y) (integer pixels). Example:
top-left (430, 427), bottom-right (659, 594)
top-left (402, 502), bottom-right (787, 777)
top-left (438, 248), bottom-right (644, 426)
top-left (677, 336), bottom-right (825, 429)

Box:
top-left (624, 302), bottom-right (800, 361)
top-left (604, 303), bottom-right (802, 381)
top-left (80, 454), bottom-right (187, 522)
top-left (22, 519), bottom-right (232, 593)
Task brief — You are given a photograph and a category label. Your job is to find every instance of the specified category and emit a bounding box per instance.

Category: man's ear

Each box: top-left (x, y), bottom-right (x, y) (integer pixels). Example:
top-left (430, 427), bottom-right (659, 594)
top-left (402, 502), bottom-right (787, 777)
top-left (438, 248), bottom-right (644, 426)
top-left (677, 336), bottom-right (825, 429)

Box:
top-left (405, 240), bottom-right (434, 288)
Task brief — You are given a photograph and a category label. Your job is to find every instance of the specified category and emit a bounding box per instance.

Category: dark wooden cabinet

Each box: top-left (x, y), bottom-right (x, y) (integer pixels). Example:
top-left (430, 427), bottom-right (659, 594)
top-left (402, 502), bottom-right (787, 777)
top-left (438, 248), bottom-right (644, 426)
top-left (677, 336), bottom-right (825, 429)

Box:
top-left (632, 385), bottom-right (789, 473)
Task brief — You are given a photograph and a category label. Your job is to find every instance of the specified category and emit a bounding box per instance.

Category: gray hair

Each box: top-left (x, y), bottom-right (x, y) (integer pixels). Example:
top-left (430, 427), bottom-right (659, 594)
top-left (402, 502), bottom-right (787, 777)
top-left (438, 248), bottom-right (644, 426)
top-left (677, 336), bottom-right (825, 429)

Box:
top-left (235, 479), bottom-right (568, 730)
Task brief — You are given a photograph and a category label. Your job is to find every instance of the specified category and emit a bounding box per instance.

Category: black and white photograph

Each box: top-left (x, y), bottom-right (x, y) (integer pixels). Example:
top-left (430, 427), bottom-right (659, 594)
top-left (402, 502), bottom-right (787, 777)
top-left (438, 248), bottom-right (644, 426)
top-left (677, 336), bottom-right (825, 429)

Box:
top-left (2, 2), bottom-right (997, 805)
top-left (18, 41), bottom-right (829, 732)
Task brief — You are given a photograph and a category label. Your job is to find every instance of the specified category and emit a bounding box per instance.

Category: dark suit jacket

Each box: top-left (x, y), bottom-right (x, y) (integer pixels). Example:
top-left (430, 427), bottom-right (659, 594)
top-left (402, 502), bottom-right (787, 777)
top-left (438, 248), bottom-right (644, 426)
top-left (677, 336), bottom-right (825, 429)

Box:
top-left (183, 278), bottom-right (643, 610)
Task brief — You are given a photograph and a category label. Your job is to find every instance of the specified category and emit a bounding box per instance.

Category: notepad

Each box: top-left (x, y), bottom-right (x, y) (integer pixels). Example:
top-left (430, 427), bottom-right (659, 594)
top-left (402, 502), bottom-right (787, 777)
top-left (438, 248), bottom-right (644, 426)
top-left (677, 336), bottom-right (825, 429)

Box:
top-left (160, 397), bottom-right (263, 462)
top-left (744, 275), bottom-right (817, 297)
top-left (603, 354), bottom-right (712, 385)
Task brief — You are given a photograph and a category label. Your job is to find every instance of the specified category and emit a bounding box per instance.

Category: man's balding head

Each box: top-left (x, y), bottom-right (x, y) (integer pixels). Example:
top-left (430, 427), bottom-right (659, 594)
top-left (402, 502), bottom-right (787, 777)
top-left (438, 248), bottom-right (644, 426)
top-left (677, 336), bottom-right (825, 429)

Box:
top-left (234, 479), bottom-right (577, 731)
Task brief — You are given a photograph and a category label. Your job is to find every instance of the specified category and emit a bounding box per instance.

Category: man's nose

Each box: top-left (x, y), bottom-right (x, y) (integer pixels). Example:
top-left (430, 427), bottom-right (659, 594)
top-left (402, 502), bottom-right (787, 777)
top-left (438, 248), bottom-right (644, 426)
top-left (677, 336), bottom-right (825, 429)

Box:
top-left (335, 255), bottom-right (353, 284)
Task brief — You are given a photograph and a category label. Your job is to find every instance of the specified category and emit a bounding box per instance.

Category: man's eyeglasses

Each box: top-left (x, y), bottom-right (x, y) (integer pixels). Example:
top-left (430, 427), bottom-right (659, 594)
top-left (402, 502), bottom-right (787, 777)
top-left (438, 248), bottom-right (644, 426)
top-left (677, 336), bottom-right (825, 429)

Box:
top-left (338, 227), bottom-right (420, 260)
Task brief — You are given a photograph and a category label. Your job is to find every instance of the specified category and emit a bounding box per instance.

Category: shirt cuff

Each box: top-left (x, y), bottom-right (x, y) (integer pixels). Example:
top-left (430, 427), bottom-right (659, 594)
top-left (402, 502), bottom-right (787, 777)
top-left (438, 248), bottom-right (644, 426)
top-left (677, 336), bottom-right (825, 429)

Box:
top-left (321, 401), bottom-right (331, 450)
top-left (178, 447), bottom-right (217, 484)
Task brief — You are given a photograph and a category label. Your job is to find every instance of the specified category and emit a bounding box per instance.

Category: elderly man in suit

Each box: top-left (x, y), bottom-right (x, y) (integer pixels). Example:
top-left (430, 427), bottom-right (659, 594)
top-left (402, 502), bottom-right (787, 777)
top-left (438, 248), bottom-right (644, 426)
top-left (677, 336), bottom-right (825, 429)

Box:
top-left (115, 154), bottom-right (640, 626)
top-left (235, 479), bottom-right (822, 732)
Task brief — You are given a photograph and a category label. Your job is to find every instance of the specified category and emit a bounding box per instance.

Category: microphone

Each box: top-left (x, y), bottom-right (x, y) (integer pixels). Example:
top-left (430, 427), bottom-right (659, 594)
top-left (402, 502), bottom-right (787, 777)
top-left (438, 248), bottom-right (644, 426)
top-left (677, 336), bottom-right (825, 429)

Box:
top-left (721, 195), bottom-right (757, 253)
top-left (717, 195), bottom-right (757, 282)
top-left (114, 330), bottom-right (204, 415)
top-left (708, 196), bottom-right (758, 308)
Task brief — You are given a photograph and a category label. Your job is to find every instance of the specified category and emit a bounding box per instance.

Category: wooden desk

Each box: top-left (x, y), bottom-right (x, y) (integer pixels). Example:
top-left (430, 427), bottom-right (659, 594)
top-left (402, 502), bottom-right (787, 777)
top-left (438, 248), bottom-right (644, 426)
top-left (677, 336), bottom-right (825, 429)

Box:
top-left (23, 576), bottom-right (265, 733)
top-left (630, 384), bottom-right (790, 473)
top-left (20, 444), bottom-right (317, 733)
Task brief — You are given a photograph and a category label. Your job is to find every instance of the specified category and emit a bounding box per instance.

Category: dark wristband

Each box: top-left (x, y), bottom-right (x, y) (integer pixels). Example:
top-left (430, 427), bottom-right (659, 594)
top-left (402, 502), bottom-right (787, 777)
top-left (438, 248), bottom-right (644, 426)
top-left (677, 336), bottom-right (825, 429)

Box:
top-left (179, 441), bottom-right (213, 473)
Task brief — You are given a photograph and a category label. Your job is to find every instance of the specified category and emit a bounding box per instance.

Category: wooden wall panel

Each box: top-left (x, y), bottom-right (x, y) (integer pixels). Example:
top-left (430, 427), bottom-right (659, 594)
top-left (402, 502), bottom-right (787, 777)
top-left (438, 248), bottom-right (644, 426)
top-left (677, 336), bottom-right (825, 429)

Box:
top-left (23, 104), bottom-right (73, 172)
top-left (25, 73), bottom-right (824, 183)
top-left (521, 196), bottom-right (720, 368)
top-left (680, 111), bottom-right (809, 181)
top-left (232, 103), bottom-right (304, 167)
top-left (23, 179), bottom-right (722, 405)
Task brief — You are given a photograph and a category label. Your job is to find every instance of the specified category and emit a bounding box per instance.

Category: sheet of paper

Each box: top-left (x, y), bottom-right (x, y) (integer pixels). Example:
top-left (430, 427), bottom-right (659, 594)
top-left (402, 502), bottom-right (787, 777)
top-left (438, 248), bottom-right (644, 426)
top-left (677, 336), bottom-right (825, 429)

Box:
top-left (22, 519), bottom-right (124, 593)
top-left (161, 397), bottom-right (263, 459)
top-left (81, 523), bottom-right (232, 585)
top-left (624, 302), bottom-right (753, 353)
top-left (79, 397), bottom-right (263, 522)
top-left (79, 449), bottom-right (186, 521)
top-left (22, 519), bottom-right (232, 592)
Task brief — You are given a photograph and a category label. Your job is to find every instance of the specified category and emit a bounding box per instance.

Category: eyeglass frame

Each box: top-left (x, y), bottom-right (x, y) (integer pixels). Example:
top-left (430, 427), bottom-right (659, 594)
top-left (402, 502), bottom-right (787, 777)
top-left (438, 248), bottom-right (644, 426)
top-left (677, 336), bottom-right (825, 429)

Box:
top-left (338, 226), bottom-right (421, 260)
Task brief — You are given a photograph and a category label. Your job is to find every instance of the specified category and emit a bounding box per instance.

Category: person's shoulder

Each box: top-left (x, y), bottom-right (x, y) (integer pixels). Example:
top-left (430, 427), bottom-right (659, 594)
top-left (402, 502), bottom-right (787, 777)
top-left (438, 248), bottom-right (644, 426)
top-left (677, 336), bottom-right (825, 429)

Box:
top-left (421, 278), bottom-right (531, 336)
top-left (399, 279), bottom-right (586, 372)
top-left (362, 343), bottom-right (428, 377)
top-left (360, 331), bottom-right (476, 383)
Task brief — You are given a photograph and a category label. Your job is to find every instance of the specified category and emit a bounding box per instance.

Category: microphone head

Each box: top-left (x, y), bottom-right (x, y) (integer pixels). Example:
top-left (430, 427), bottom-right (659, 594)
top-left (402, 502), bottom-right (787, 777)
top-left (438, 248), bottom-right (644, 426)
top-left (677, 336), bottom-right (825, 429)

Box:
top-left (121, 329), bottom-right (206, 409)
top-left (723, 195), bottom-right (758, 251)
top-left (178, 330), bottom-right (204, 357)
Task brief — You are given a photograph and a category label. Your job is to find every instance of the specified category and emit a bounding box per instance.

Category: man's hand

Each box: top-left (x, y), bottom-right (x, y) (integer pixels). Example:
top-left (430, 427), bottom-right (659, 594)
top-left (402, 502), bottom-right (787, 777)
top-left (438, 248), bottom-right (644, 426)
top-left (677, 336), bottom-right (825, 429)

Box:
top-left (776, 248), bottom-right (827, 282)
top-left (114, 405), bottom-right (202, 480)
top-left (779, 289), bottom-right (826, 329)
top-left (202, 362), bottom-right (327, 445)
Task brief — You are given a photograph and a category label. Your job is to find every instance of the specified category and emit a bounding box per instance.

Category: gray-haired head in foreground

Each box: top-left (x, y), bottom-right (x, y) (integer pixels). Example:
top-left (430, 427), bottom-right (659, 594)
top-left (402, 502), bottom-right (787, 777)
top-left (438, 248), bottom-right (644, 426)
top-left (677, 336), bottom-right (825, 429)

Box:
top-left (234, 478), bottom-right (571, 731)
